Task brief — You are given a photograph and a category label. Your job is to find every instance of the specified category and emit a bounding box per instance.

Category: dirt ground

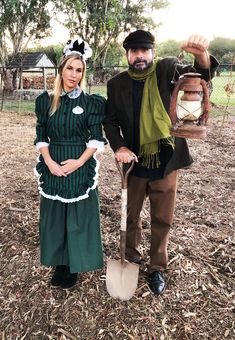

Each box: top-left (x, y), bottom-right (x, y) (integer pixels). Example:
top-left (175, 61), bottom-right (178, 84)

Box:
top-left (0, 110), bottom-right (234, 339)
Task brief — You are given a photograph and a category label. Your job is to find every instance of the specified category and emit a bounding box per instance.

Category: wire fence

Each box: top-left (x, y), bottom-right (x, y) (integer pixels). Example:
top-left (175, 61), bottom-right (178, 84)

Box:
top-left (0, 64), bottom-right (234, 116)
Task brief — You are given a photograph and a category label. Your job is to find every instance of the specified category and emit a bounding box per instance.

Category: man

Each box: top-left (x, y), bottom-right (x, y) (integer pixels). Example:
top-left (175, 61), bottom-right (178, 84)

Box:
top-left (104, 30), bottom-right (218, 295)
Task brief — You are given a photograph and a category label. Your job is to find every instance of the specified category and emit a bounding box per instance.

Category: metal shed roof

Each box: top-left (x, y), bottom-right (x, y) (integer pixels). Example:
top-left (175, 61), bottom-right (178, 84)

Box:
top-left (7, 52), bottom-right (56, 69)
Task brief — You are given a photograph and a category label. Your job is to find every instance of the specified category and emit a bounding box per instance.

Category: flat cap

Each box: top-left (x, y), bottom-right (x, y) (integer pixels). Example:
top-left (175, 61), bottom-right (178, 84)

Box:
top-left (123, 30), bottom-right (155, 50)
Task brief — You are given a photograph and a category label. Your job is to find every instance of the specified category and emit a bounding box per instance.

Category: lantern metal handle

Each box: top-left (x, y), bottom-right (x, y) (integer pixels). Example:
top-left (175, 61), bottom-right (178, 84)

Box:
top-left (169, 77), bottom-right (184, 126)
top-left (200, 79), bottom-right (210, 124)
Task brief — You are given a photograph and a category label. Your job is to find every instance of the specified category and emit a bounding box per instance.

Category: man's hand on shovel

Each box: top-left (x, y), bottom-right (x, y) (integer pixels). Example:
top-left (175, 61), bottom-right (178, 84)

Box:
top-left (115, 146), bottom-right (138, 163)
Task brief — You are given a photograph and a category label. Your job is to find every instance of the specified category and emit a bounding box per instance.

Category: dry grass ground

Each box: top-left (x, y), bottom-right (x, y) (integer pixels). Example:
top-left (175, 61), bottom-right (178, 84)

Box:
top-left (0, 110), bottom-right (234, 339)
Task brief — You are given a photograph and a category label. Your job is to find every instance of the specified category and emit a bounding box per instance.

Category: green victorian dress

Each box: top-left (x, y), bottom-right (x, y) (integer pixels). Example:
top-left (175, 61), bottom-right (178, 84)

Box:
top-left (34, 86), bottom-right (106, 273)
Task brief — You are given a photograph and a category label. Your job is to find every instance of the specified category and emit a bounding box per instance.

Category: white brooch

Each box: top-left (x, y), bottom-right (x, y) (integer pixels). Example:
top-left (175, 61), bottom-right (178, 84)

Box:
top-left (72, 106), bottom-right (84, 114)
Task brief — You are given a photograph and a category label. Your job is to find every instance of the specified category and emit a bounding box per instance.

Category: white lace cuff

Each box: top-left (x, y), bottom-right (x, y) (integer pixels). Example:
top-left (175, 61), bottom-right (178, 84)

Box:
top-left (86, 140), bottom-right (104, 152)
top-left (36, 142), bottom-right (49, 151)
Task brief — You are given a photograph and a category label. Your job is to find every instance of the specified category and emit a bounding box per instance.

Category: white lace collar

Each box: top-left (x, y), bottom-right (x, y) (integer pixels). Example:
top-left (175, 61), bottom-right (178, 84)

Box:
top-left (61, 86), bottom-right (82, 99)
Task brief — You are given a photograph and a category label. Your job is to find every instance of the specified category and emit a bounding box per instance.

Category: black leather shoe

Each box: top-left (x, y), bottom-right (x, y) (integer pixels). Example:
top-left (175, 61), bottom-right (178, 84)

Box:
top-left (60, 272), bottom-right (78, 289)
top-left (50, 265), bottom-right (67, 286)
top-left (148, 271), bottom-right (166, 295)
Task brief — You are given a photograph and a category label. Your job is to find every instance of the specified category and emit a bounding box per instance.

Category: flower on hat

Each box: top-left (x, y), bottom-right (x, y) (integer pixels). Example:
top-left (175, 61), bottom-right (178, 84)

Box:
top-left (63, 37), bottom-right (92, 61)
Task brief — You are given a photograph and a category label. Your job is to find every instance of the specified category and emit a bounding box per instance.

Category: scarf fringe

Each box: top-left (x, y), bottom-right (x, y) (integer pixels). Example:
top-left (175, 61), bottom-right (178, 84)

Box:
top-left (161, 136), bottom-right (175, 149)
top-left (139, 137), bottom-right (175, 168)
top-left (140, 153), bottom-right (161, 168)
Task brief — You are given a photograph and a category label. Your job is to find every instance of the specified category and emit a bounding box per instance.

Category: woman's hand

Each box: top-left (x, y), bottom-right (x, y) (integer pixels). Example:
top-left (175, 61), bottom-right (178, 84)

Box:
top-left (60, 159), bottom-right (83, 175)
top-left (46, 159), bottom-right (67, 177)
top-left (39, 146), bottom-right (67, 177)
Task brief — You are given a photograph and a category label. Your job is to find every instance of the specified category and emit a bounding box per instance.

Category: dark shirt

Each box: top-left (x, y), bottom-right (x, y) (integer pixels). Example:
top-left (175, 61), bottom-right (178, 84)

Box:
top-left (131, 79), bottom-right (173, 180)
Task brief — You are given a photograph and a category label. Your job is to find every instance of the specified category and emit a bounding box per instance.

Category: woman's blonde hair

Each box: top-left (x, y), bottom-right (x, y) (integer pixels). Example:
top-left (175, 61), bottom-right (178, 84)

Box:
top-left (50, 54), bottom-right (86, 115)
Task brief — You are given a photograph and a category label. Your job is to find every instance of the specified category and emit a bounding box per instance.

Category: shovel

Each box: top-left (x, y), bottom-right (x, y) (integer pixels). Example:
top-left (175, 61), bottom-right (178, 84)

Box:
top-left (106, 159), bottom-right (139, 301)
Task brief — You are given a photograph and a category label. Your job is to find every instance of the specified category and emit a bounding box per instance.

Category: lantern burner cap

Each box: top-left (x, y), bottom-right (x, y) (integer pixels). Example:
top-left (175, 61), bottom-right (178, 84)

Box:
top-left (179, 72), bottom-right (202, 79)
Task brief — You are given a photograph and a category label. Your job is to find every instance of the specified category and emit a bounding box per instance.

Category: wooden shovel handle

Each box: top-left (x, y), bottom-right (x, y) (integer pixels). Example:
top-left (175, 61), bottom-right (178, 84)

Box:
top-left (115, 159), bottom-right (135, 189)
top-left (115, 159), bottom-right (135, 262)
top-left (120, 230), bottom-right (126, 264)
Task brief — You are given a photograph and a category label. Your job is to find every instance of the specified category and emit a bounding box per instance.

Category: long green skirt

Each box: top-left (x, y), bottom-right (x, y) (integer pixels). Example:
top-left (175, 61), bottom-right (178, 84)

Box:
top-left (39, 189), bottom-right (103, 273)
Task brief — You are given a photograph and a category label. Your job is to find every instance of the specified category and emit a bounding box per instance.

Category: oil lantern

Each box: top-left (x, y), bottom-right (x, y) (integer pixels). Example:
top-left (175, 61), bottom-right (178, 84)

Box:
top-left (169, 72), bottom-right (210, 139)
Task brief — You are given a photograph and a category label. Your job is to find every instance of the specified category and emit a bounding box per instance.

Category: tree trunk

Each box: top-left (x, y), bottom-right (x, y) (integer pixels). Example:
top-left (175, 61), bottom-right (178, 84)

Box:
top-left (1, 69), bottom-right (14, 92)
top-left (12, 69), bottom-right (19, 90)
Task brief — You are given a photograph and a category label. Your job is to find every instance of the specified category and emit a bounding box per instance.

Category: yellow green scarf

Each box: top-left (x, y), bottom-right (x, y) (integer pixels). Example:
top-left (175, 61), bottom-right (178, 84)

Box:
top-left (128, 60), bottom-right (174, 168)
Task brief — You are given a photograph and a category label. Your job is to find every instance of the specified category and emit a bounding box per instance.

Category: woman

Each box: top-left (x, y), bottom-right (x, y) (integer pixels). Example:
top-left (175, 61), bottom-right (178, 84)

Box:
top-left (34, 38), bottom-right (106, 289)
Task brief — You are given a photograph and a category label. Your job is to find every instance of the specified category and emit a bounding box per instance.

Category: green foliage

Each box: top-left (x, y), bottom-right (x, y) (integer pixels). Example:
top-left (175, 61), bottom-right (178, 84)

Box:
top-left (0, 0), bottom-right (52, 65)
top-left (209, 37), bottom-right (235, 63)
top-left (54, 46), bottom-right (64, 66)
top-left (210, 74), bottom-right (235, 107)
top-left (157, 36), bottom-right (235, 65)
top-left (221, 52), bottom-right (235, 64)
top-left (27, 45), bottom-right (63, 66)
top-left (54, 0), bottom-right (169, 68)
top-left (156, 40), bottom-right (193, 64)
top-left (157, 40), bottom-right (182, 57)
top-left (104, 42), bottom-right (124, 66)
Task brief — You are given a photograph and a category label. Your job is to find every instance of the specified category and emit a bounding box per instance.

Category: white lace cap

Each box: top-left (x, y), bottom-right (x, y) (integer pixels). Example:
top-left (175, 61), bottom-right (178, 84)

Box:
top-left (63, 37), bottom-right (92, 61)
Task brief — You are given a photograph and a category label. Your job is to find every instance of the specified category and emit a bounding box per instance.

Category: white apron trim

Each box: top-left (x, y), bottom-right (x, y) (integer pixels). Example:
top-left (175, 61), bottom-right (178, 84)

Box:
top-left (34, 154), bottom-right (99, 203)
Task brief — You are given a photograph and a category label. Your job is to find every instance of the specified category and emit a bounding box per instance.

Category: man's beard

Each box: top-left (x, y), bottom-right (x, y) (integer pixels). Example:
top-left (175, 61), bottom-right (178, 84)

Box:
top-left (129, 58), bottom-right (153, 72)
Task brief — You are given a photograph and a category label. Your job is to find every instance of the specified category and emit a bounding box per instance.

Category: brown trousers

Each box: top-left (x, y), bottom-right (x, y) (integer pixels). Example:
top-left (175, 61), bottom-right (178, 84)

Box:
top-left (126, 170), bottom-right (179, 273)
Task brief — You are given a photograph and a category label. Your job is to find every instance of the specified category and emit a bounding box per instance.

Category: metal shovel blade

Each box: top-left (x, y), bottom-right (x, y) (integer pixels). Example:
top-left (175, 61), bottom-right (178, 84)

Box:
top-left (106, 259), bottom-right (139, 301)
